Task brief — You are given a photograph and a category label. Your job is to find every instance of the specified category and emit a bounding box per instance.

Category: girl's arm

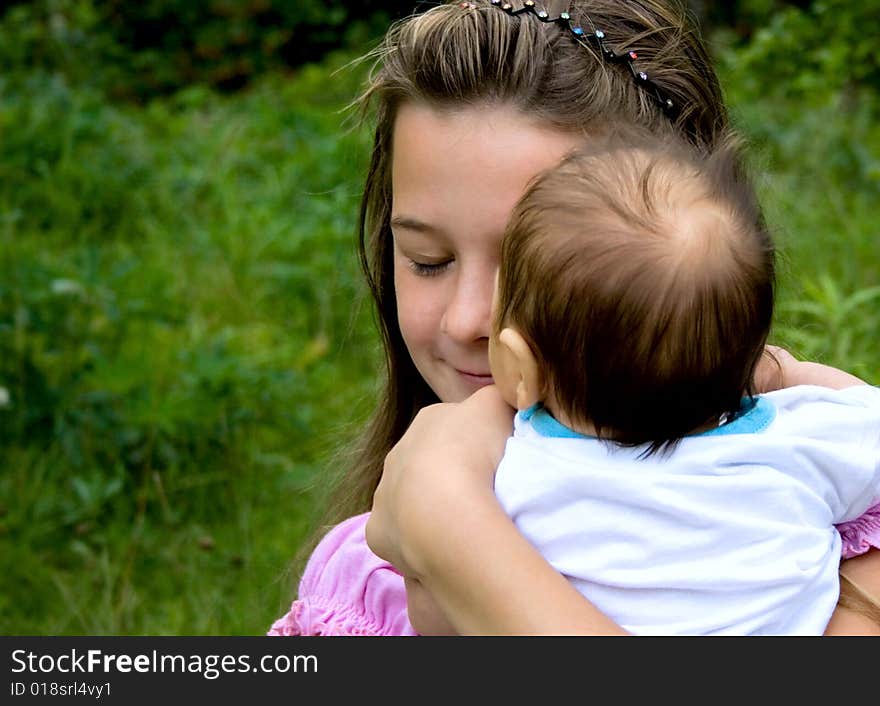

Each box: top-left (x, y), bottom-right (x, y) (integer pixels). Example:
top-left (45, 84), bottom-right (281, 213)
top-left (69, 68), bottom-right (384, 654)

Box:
top-left (404, 576), bottom-right (458, 635)
top-left (366, 385), bottom-right (627, 635)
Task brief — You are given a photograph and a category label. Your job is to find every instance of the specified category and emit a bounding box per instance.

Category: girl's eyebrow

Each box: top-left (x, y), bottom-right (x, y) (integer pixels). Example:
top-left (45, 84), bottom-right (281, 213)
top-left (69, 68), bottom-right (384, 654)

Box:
top-left (389, 215), bottom-right (443, 235)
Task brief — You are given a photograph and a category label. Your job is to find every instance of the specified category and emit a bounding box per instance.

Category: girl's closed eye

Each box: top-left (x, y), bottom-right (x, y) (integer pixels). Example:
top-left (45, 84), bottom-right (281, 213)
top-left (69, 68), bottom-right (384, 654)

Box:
top-left (407, 258), bottom-right (453, 277)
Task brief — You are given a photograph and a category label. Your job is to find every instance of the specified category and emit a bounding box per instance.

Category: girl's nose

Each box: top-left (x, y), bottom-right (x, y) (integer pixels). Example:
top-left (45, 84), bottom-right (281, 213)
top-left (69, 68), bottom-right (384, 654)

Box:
top-left (441, 265), bottom-right (494, 345)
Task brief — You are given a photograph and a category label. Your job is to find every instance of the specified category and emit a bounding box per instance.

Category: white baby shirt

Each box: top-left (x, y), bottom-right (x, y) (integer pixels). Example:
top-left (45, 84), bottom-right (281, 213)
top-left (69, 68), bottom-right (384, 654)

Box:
top-left (493, 385), bottom-right (880, 635)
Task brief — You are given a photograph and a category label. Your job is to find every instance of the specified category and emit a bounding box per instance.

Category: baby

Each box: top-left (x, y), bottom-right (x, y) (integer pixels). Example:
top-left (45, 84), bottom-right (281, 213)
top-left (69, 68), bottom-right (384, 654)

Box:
top-left (428, 129), bottom-right (880, 635)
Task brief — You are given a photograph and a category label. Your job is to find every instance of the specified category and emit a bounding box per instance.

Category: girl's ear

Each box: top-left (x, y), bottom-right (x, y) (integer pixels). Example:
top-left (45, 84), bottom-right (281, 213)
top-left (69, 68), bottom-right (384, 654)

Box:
top-left (498, 327), bottom-right (544, 410)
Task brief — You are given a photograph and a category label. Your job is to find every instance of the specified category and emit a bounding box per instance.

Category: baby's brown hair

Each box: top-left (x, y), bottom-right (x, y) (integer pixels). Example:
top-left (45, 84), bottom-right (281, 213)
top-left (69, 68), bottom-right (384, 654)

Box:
top-left (496, 128), bottom-right (775, 455)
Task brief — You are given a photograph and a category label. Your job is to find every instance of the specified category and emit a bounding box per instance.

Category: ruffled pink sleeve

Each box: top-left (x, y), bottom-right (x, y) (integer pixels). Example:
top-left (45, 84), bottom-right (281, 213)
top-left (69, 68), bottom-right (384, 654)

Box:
top-left (837, 503), bottom-right (880, 560)
top-left (267, 513), bottom-right (417, 636)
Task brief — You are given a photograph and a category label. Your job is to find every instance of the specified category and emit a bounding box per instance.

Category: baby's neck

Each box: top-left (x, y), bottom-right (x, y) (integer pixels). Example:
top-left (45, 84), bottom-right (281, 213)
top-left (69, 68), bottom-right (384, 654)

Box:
top-left (541, 399), bottom-right (721, 439)
top-left (542, 403), bottom-right (599, 437)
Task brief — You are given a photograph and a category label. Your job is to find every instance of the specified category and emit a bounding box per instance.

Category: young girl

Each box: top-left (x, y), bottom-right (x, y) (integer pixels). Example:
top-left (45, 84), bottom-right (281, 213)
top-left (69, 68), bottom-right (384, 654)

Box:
top-left (270, 0), bottom-right (880, 636)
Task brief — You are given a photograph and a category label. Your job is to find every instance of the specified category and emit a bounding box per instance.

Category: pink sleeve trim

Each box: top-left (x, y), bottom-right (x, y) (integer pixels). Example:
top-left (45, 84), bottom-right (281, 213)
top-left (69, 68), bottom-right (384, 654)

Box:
top-left (268, 597), bottom-right (390, 636)
top-left (837, 503), bottom-right (880, 560)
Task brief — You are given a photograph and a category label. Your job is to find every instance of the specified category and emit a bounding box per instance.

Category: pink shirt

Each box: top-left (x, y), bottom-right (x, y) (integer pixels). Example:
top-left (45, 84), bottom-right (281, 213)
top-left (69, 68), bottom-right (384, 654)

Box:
top-left (268, 506), bottom-right (880, 636)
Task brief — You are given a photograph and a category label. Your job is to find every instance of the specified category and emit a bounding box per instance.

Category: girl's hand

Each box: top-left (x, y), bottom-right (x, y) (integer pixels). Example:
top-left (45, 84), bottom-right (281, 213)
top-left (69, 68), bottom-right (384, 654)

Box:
top-left (366, 385), bottom-right (514, 578)
top-left (753, 345), bottom-right (867, 392)
top-left (753, 345), bottom-right (798, 393)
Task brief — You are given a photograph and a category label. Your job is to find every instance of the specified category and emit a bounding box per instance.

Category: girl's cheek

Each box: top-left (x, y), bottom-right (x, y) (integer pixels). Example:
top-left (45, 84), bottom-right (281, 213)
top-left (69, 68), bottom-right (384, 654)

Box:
top-left (396, 271), bottom-right (449, 343)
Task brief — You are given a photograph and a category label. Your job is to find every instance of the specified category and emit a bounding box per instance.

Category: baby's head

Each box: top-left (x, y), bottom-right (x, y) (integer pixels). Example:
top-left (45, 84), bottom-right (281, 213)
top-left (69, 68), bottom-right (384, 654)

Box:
top-left (489, 129), bottom-right (775, 454)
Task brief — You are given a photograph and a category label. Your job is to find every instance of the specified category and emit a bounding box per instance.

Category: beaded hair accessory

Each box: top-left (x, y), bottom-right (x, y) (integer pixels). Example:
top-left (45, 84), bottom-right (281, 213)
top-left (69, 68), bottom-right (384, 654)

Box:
top-left (485, 0), bottom-right (677, 117)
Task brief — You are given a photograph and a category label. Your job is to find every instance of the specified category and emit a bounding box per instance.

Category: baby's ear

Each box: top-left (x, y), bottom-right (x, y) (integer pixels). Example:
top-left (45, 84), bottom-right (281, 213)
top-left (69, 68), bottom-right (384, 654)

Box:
top-left (498, 327), bottom-right (544, 410)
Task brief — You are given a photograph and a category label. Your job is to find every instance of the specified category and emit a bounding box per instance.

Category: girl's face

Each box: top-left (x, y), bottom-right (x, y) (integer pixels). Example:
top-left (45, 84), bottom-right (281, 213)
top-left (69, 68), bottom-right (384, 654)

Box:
top-left (391, 103), bottom-right (582, 403)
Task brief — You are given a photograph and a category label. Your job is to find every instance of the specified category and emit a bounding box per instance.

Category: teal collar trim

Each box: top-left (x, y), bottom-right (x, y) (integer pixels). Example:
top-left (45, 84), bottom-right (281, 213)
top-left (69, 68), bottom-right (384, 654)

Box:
top-left (696, 397), bottom-right (776, 437)
top-left (519, 403), bottom-right (593, 439)
top-left (519, 397), bottom-right (777, 440)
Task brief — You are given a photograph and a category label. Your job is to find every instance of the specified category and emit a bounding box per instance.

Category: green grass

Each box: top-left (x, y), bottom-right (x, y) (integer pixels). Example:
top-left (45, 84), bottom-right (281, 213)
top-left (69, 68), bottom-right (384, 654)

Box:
top-left (0, 54), bottom-right (382, 634)
top-left (1, 34), bottom-right (878, 634)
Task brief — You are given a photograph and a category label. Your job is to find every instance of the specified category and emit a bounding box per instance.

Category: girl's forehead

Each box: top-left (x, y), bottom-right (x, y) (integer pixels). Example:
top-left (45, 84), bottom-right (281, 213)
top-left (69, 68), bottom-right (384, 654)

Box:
top-left (391, 102), bottom-right (583, 233)
top-left (392, 102), bottom-right (580, 167)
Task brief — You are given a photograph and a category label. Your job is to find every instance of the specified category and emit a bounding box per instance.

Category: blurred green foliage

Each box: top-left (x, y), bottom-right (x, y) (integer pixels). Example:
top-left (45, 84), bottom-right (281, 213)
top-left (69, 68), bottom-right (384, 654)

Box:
top-left (713, 0), bottom-right (880, 379)
top-left (0, 0), bottom-right (877, 634)
top-left (0, 0), bottom-right (419, 99)
top-left (0, 53), bottom-right (382, 632)
top-left (721, 0), bottom-right (880, 96)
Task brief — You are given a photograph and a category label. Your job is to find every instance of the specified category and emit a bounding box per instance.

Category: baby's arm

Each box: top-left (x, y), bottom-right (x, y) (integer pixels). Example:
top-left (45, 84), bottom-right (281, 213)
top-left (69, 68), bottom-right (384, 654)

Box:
top-left (755, 345), bottom-right (868, 391)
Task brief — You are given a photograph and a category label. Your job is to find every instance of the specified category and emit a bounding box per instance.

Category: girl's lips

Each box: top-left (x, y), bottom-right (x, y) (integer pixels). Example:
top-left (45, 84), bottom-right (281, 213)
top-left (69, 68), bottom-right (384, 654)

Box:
top-left (456, 370), bottom-right (494, 387)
